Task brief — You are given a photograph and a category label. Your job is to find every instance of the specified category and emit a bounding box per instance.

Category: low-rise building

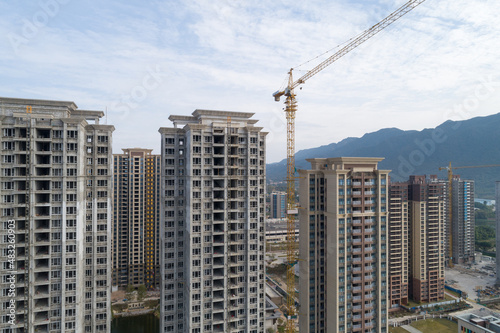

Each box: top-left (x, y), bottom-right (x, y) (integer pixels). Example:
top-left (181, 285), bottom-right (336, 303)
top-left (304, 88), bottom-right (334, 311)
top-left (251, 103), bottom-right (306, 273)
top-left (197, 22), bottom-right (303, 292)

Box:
top-left (456, 312), bottom-right (500, 333)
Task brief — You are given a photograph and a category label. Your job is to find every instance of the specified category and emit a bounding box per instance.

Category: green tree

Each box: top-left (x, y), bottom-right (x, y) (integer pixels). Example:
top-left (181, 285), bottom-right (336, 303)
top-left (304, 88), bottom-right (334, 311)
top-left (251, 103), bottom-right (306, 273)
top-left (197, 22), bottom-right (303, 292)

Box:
top-left (137, 284), bottom-right (147, 301)
top-left (475, 226), bottom-right (495, 241)
top-left (125, 284), bottom-right (134, 301)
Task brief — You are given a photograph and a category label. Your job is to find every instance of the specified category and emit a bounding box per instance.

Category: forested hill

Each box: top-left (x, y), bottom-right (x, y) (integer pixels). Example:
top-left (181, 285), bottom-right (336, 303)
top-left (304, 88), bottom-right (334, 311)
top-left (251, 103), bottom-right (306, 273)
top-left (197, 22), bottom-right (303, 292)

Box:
top-left (267, 113), bottom-right (500, 198)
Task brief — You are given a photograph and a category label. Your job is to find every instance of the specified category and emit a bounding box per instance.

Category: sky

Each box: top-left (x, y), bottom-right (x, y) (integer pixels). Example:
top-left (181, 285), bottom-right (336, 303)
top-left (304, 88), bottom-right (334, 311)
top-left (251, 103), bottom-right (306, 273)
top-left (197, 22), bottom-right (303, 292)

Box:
top-left (1, 0), bottom-right (499, 163)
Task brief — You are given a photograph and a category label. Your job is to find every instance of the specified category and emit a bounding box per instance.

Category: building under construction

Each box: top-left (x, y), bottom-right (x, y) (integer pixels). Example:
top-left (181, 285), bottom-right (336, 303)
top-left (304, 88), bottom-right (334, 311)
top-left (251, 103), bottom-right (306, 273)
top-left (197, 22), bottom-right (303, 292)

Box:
top-left (0, 97), bottom-right (113, 333)
top-left (159, 110), bottom-right (267, 332)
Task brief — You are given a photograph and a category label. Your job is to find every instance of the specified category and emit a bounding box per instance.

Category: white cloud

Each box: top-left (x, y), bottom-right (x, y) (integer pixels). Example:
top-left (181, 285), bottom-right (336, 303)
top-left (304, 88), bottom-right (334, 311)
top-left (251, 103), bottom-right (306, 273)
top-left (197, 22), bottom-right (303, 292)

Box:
top-left (0, 0), bottom-right (499, 162)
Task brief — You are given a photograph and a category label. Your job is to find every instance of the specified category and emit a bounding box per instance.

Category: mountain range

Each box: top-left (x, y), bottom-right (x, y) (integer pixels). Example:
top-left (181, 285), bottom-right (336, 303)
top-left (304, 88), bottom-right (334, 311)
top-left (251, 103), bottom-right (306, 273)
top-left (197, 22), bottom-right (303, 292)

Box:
top-left (266, 113), bottom-right (500, 198)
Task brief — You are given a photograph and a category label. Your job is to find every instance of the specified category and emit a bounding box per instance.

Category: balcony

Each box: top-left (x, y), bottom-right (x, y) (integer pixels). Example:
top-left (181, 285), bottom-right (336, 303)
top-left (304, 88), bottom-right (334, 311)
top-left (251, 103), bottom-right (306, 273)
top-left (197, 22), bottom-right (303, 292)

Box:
top-left (213, 234), bottom-right (224, 244)
top-left (35, 246), bottom-right (49, 257)
top-left (34, 285), bottom-right (49, 297)
top-left (353, 228), bottom-right (362, 235)
top-left (35, 232), bottom-right (50, 243)
top-left (34, 298), bottom-right (49, 309)
top-left (213, 279), bottom-right (224, 290)
top-left (213, 268), bottom-right (224, 277)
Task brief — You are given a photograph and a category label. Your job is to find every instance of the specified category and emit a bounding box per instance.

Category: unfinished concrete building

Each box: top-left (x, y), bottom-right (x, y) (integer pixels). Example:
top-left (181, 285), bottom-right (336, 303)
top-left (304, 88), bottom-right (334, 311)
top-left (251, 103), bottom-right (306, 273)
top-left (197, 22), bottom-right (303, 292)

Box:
top-left (112, 148), bottom-right (161, 290)
top-left (0, 97), bottom-right (113, 333)
top-left (298, 157), bottom-right (390, 333)
top-left (159, 110), bottom-right (267, 333)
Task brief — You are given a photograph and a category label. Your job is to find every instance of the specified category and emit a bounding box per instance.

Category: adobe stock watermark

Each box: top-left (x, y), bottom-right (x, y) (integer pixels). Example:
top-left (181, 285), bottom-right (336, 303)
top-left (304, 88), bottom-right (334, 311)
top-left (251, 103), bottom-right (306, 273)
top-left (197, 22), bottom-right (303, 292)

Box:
top-left (395, 74), bottom-right (499, 179)
top-left (110, 65), bottom-right (166, 119)
top-left (8, 0), bottom-right (70, 55)
top-left (4, 219), bottom-right (17, 325)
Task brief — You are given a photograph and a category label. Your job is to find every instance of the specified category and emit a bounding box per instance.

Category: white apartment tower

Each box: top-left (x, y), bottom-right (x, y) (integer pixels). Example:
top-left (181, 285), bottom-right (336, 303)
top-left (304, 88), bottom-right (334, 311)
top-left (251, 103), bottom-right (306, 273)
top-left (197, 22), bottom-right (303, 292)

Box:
top-left (0, 97), bottom-right (113, 333)
top-left (298, 157), bottom-right (389, 333)
top-left (159, 110), bottom-right (267, 333)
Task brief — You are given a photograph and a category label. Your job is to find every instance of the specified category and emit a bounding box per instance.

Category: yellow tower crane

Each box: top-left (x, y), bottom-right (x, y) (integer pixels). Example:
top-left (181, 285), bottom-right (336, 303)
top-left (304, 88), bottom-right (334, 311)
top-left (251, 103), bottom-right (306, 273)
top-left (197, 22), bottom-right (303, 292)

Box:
top-left (438, 162), bottom-right (500, 268)
top-left (273, 1), bottom-right (428, 331)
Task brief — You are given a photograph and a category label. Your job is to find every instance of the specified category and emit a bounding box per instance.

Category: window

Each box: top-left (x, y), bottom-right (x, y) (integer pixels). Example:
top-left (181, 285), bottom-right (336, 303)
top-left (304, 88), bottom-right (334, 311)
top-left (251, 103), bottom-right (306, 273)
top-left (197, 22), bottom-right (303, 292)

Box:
top-left (2, 128), bottom-right (14, 137)
top-left (97, 135), bottom-right (108, 143)
top-left (67, 143), bottom-right (77, 151)
top-left (97, 146), bottom-right (108, 154)
top-left (2, 142), bottom-right (14, 150)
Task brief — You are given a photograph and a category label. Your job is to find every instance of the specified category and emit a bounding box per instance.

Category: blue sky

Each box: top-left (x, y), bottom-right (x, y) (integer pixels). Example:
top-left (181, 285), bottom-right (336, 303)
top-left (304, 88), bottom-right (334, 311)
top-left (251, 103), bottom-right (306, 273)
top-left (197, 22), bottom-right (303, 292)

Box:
top-left (1, 0), bottom-right (499, 162)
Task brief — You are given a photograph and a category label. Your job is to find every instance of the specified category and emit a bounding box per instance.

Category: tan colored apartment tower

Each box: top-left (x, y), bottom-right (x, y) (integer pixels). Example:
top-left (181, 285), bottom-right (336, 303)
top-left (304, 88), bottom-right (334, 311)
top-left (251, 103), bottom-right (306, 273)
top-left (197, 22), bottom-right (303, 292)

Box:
top-left (388, 183), bottom-right (409, 309)
top-left (298, 157), bottom-right (390, 333)
top-left (112, 148), bottom-right (161, 289)
top-left (389, 175), bottom-right (446, 304)
top-left (408, 176), bottom-right (446, 302)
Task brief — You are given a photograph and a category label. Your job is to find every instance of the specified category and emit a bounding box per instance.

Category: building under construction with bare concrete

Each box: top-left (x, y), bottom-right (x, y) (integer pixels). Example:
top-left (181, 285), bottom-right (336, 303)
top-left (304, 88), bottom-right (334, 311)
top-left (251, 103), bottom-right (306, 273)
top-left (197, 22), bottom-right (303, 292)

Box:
top-left (0, 97), bottom-right (113, 333)
top-left (159, 110), bottom-right (267, 333)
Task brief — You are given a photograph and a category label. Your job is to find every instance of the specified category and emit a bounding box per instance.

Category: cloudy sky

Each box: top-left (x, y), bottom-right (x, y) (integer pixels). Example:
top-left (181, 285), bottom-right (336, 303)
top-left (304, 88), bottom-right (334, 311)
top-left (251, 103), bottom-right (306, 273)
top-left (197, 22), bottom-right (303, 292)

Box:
top-left (1, 0), bottom-right (499, 163)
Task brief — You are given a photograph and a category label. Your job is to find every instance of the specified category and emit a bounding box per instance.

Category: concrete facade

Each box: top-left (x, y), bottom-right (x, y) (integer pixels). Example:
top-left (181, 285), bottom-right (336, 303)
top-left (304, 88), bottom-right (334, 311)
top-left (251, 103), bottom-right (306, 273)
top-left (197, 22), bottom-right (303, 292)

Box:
top-left (298, 157), bottom-right (389, 333)
top-left (0, 97), bottom-right (113, 332)
top-left (112, 148), bottom-right (160, 289)
top-left (159, 110), bottom-right (267, 333)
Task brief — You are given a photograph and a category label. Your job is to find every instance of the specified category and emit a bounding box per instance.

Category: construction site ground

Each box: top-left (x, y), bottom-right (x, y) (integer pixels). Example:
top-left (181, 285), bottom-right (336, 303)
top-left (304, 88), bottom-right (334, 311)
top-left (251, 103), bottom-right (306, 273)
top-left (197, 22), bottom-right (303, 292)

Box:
top-left (446, 258), bottom-right (497, 301)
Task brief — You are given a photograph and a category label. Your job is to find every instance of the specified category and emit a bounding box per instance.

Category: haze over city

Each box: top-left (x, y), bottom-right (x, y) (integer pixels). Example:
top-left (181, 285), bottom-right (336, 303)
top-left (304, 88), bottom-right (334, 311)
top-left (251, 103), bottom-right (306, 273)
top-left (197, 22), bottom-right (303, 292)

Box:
top-left (1, 0), bottom-right (500, 162)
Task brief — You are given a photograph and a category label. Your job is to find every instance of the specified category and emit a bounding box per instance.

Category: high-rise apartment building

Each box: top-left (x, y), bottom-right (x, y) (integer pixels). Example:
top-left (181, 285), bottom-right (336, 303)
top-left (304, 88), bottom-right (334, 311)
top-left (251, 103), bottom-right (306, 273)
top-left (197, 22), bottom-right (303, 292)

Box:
top-left (159, 110), bottom-right (267, 333)
top-left (112, 148), bottom-right (161, 289)
top-left (451, 177), bottom-right (475, 265)
top-left (298, 157), bottom-right (389, 333)
top-left (0, 97), bottom-right (113, 332)
top-left (389, 176), bottom-right (446, 305)
top-left (496, 181), bottom-right (500, 284)
top-left (269, 192), bottom-right (286, 219)
top-left (387, 183), bottom-right (409, 309)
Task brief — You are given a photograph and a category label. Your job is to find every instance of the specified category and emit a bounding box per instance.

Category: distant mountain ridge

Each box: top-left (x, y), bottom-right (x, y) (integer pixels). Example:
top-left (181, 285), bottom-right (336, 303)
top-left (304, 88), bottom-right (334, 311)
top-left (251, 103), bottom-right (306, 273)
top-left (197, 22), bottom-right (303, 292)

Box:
top-left (266, 113), bottom-right (500, 198)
